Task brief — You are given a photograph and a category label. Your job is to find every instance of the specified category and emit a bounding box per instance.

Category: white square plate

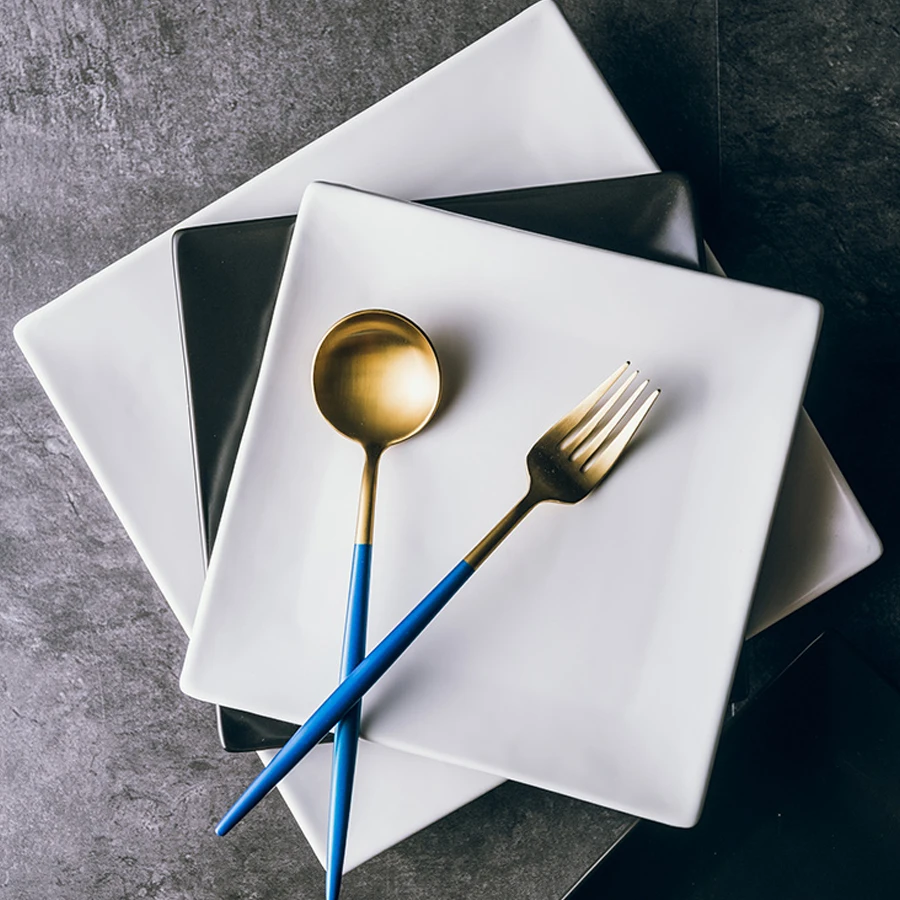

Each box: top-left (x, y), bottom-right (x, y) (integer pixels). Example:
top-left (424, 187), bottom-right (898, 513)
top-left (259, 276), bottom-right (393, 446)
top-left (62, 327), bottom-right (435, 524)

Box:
top-left (181, 182), bottom-right (822, 826)
top-left (12, 0), bottom-right (879, 866)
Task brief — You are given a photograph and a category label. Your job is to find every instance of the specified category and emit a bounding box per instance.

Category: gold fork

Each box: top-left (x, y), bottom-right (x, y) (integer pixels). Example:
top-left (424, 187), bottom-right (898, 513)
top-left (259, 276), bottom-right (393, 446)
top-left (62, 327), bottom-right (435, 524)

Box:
top-left (216, 362), bottom-right (660, 836)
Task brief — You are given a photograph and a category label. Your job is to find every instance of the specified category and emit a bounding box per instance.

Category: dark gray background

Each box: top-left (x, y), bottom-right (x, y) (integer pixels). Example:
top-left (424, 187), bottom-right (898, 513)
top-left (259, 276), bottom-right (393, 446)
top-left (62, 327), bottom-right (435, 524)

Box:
top-left (2, 1), bottom-right (898, 898)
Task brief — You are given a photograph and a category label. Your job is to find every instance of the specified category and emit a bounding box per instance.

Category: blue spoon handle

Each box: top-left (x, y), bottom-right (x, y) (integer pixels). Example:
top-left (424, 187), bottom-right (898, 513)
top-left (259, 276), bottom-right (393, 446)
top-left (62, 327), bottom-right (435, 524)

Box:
top-left (216, 559), bottom-right (475, 836)
top-left (325, 543), bottom-right (371, 900)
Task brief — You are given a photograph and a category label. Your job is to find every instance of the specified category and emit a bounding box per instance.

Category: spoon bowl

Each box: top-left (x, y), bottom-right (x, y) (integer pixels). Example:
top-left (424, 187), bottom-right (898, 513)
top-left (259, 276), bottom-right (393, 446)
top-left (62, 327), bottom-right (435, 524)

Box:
top-left (313, 310), bottom-right (441, 449)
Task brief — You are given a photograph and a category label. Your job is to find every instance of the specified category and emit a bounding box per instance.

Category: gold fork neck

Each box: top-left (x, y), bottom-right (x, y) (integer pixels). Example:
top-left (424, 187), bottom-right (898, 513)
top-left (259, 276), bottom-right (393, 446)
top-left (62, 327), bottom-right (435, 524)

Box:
top-left (463, 490), bottom-right (542, 571)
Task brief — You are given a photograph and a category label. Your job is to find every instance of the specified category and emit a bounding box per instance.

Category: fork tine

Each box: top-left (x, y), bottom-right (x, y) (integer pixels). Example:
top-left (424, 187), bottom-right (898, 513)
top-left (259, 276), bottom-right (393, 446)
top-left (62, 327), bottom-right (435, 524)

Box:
top-left (543, 361), bottom-right (629, 446)
top-left (582, 387), bottom-right (660, 480)
top-left (571, 378), bottom-right (649, 466)
top-left (562, 371), bottom-right (639, 451)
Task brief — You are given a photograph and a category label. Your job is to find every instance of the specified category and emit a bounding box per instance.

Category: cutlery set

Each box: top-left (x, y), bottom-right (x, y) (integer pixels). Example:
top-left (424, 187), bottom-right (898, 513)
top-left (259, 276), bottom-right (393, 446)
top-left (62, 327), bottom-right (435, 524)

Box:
top-left (197, 285), bottom-right (660, 897)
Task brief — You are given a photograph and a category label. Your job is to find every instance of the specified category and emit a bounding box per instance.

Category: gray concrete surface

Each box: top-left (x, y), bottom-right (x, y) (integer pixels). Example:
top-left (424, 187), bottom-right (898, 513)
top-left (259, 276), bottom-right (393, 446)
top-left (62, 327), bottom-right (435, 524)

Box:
top-left (2, 1), bottom-right (898, 898)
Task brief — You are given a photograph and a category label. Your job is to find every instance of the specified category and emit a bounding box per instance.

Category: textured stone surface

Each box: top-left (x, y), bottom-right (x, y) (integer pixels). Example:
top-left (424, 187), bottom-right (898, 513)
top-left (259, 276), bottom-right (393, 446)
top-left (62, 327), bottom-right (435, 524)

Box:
top-left (560, 0), bottom-right (721, 225)
top-left (1, 0), bottom-right (897, 898)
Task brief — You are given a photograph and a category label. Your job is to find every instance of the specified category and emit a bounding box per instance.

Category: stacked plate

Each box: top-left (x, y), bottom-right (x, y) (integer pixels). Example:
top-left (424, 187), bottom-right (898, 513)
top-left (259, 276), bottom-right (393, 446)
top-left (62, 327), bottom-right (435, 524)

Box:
top-left (13, 0), bottom-right (880, 875)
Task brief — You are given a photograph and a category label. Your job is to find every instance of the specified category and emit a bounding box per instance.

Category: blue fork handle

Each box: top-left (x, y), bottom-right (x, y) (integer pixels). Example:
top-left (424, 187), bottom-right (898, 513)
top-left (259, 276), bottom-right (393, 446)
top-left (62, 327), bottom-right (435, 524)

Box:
top-left (325, 543), bottom-right (371, 900)
top-left (216, 559), bottom-right (475, 836)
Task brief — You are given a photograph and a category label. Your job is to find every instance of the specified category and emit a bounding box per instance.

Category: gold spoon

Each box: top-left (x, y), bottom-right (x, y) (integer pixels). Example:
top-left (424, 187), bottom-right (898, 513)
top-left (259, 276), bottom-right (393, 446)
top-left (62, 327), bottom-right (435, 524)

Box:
top-left (312, 309), bottom-right (441, 900)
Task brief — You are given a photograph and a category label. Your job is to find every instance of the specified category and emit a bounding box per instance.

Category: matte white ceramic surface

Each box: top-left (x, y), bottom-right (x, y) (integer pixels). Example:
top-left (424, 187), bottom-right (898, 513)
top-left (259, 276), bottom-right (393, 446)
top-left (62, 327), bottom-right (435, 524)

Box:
top-left (181, 183), bottom-right (823, 826)
top-left (12, 0), bottom-right (880, 866)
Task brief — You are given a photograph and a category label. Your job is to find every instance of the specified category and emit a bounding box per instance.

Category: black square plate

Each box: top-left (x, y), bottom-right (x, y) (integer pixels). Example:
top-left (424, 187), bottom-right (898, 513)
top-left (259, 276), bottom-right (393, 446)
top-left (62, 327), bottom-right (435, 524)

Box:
top-left (173, 172), bottom-right (704, 751)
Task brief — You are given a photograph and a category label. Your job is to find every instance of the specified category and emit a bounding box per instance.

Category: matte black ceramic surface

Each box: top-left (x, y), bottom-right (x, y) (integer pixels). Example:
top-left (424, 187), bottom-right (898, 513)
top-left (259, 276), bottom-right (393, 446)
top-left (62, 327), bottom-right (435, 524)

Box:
top-left (426, 173), bottom-right (705, 272)
top-left (174, 215), bottom-right (296, 559)
top-left (173, 172), bottom-right (705, 752)
top-left (566, 633), bottom-right (900, 900)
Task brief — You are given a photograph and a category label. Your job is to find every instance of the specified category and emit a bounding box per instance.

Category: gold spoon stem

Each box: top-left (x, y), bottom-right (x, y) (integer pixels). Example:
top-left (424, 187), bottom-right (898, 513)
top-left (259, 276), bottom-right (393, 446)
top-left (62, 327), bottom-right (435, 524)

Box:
top-left (354, 446), bottom-right (382, 546)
